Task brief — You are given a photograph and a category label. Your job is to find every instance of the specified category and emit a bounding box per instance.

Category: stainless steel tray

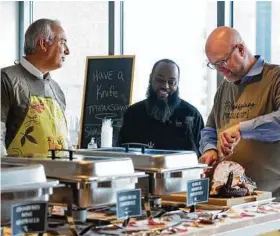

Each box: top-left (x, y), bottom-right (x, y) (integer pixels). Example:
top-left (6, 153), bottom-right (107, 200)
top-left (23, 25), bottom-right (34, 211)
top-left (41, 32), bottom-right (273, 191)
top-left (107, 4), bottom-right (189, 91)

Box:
top-left (1, 163), bottom-right (58, 224)
top-left (2, 156), bottom-right (145, 182)
top-left (2, 156), bottom-right (146, 208)
top-left (76, 148), bottom-right (205, 170)
top-left (76, 148), bottom-right (207, 196)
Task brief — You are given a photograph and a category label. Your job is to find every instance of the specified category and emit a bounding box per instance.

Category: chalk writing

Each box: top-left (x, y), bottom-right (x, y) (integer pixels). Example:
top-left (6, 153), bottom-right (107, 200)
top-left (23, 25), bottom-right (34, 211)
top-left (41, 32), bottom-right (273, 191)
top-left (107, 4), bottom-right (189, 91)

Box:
top-left (96, 84), bottom-right (118, 101)
top-left (84, 126), bottom-right (119, 147)
top-left (16, 205), bottom-right (41, 213)
top-left (87, 104), bottom-right (129, 115)
top-left (117, 189), bottom-right (141, 219)
top-left (118, 71), bottom-right (124, 81)
top-left (187, 179), bottom-right (209, 206)
top-left (84, 126), bottom-right (101, 138)
top-left (95, 113), bottom-right (118, 120)
top-left (92, 70), bottom-right (114, 82)
top-left (80, 56), bottom-right (134, 148)
top-left (12, 201), bottom-right (47, 235)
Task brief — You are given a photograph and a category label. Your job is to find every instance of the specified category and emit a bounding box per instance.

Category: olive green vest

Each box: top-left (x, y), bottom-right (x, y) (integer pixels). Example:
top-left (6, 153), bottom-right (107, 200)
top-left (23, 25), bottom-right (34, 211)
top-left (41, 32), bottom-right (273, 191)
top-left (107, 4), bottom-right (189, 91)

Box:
top-left (208, 63), bottom-right (280, 197)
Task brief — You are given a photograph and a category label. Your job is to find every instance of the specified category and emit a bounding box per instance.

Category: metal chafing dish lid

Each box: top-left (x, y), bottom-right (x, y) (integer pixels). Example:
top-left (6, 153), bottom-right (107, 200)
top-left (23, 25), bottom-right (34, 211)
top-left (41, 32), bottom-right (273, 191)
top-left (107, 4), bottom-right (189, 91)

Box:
top-left (1, 162), bottom-right (59, 192)
top-left (76, 147), bottom-right (208, 171)
top-left (1, 154), bottom-right (146, 183)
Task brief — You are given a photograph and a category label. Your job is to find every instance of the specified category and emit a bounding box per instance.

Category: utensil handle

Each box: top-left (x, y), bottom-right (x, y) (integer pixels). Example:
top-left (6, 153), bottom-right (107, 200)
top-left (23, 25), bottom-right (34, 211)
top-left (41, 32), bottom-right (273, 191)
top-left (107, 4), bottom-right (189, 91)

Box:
top-left (121, 143), bottom-right (150, 153)
top-left (49, 149), bottom-right (75, 160)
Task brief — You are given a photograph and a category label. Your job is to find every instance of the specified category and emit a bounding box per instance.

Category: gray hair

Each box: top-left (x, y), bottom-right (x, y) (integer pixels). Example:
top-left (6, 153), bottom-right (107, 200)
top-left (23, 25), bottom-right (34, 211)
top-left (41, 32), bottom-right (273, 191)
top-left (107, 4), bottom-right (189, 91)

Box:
top-left (24, 18), bottom-right (61, 55)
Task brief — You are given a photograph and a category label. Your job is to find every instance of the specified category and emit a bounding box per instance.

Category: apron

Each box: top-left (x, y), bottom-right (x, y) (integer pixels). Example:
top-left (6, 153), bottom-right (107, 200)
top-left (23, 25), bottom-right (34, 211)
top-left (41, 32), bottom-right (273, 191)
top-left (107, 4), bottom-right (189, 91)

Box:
top-left (7, 94), bottom-right (68, 157)
top-left (215, 82), bottom-right (280, 198)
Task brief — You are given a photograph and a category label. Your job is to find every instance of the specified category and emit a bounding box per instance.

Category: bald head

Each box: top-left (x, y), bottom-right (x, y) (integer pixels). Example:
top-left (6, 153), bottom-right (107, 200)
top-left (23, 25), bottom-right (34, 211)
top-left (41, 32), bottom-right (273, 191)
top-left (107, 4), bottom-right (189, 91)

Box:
top-left (205, 27), bottom-right (256, 83)
top-left (205, 26), bottom-right (242, 56)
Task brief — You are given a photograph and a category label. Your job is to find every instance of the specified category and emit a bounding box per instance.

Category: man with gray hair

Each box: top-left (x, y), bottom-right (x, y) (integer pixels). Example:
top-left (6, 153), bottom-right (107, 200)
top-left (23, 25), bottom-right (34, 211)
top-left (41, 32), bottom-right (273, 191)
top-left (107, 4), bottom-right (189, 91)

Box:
top-left (1, 18), bottom-right (70, 157)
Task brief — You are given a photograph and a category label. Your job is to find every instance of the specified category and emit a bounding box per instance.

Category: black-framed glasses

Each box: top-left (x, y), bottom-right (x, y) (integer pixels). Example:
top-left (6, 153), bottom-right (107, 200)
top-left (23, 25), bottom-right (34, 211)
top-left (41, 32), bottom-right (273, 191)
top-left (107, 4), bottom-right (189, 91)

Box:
top-left (207, 45), bottom-right (238, 70)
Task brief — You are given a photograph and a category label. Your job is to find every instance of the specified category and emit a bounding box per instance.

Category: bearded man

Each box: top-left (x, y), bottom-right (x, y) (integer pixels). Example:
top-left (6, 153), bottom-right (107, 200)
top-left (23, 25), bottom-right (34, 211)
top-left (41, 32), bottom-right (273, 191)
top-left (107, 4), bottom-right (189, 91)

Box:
top-left (118, 59), bottom-right (204, 155)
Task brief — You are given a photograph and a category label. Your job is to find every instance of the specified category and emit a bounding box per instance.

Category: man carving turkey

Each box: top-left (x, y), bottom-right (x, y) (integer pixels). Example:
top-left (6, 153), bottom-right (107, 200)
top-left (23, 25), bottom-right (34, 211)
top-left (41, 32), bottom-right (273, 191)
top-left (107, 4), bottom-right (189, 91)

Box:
top-left (199, 26), bottom-right (280, 201)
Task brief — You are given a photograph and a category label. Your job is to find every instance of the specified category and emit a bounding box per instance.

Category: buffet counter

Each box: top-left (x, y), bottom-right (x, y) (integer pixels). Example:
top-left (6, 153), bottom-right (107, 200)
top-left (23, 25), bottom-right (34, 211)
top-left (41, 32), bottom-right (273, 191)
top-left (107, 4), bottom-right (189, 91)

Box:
top-left (2, 149), bottom-right (279, 235)
top-left (2, 202), bottom-right (280, 235)
top-left (86, 202), bottom-right (280, 235)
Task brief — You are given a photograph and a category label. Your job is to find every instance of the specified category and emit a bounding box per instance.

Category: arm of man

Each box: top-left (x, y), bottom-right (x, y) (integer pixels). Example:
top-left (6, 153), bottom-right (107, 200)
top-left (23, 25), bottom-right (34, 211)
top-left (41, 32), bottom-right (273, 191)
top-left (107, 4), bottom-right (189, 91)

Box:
top-left (246, 73), bottom-right (280, 141)
top-left (219, 75), bottom-right (280, 155)
top-left (240, 109), bottom-right (280, 141)
top-left (199, 106), bottom-right (219, 165)
top-left (199, 107), bottom-right (217, 154)
top-left (1, 72), bottom-right (14, 156)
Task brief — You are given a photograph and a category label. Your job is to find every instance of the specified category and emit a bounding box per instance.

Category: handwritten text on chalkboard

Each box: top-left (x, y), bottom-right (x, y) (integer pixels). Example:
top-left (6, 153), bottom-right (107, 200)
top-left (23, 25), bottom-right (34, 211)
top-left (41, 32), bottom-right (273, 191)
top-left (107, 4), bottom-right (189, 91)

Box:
top-left (92, 70), bottom-right (124, 82)
top-left (80, 56), bottom-right (134, 148)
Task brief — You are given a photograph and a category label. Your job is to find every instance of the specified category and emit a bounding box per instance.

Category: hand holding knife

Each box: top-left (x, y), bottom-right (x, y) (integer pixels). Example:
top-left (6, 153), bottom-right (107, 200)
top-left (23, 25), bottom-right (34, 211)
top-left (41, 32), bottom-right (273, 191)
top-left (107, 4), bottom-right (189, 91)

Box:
top-left (218, 124), bottom-right (241, 158)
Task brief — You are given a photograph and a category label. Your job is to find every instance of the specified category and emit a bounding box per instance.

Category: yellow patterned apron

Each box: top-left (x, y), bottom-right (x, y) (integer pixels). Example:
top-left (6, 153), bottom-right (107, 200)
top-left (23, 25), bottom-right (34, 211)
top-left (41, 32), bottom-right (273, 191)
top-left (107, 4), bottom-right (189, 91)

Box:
top-left (7, 96), bottom-right (68, 157)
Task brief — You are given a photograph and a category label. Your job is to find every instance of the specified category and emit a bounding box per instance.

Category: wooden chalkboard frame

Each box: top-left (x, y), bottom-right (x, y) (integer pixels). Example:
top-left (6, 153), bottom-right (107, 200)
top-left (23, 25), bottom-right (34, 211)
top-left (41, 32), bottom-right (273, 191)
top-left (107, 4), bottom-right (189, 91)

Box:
top-left (78, 55), bottom-right (135, 148)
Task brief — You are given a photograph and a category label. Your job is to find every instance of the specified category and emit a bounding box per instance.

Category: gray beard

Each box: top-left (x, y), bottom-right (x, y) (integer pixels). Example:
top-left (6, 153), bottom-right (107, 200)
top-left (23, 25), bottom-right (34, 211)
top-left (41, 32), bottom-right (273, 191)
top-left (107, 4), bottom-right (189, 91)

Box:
top-left (150, 100), bottom-right (175, 123)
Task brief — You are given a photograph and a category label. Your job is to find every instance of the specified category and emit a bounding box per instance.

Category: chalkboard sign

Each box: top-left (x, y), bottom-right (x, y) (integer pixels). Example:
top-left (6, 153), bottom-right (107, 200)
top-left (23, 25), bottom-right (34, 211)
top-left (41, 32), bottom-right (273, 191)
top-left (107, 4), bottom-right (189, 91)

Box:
top-left (116, 189), bottom-right (142, 219)
top-left (11, 201), bottom-right (48, 235)
top-left (79, 55), bottom-right (135, 148)
top-left (187, 178), bottom-right (209, 206)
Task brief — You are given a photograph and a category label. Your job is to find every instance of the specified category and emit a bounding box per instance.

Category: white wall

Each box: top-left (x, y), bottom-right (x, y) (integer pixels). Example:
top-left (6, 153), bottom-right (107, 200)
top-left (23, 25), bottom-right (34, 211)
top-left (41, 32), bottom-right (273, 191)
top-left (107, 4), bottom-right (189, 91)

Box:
top-left (0, 1), bottom-right (18, 68)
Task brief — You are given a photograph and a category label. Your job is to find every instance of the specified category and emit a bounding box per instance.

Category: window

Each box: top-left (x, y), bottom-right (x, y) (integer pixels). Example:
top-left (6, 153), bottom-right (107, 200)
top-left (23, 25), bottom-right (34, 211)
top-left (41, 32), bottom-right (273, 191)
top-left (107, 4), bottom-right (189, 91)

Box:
top-left (33, 1), bottom-right (108, 144)
top-left (234, 1), bottom-right (280, 64)
top-left (0, 2), bottom-right (18, 68)
top-left (123, 1), bottom-right (218, 121)
top-left (0, 2), bottom-right (32, 67)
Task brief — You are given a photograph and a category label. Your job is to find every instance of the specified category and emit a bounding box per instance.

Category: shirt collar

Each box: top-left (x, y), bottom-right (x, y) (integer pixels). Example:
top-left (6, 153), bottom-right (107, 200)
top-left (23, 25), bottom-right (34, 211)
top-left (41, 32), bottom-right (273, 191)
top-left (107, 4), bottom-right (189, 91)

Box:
top-left (239, 55), bottom-right (264, 85)
top-left (20, 57), bottom-right (44, 80)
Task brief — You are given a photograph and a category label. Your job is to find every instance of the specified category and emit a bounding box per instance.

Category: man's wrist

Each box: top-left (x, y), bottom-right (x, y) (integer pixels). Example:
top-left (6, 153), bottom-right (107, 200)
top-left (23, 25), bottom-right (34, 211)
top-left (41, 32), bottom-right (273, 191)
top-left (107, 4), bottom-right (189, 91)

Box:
top-left (239, 120), bottom-right (254, 139)
top-left (202, 144), bottom-right (217, 154)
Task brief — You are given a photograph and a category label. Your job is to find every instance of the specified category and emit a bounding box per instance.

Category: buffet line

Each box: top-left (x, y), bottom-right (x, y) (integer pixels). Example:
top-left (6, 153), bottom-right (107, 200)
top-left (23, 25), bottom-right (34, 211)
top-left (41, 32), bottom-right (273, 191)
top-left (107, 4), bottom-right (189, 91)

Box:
top-left (1, 145), bottom-right (279, 235)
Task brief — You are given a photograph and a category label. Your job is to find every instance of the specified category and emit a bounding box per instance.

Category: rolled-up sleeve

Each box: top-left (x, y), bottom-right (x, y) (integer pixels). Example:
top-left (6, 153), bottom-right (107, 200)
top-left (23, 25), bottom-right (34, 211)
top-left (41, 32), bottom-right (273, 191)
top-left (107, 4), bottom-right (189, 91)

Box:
top-left (240, 75), bottom-right (280, 142)
top-left (199, 106), bottom-right (218, 154)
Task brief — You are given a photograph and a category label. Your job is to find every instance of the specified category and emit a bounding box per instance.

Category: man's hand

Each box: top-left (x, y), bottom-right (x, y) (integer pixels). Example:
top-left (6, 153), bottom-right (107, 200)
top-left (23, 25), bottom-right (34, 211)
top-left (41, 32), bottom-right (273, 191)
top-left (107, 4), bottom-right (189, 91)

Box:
top-left (218, 124), bottom-right (241, 158)
top-left (199, 149), bottom-right (218, 166)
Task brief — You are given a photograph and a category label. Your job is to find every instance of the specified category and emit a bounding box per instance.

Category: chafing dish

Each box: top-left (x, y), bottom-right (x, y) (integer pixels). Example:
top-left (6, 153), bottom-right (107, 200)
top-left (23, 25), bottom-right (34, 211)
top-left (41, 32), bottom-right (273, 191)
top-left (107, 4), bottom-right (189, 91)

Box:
top-left (2, 154), bottom-right (146, 210)
top-left (76, 145), bottom-right (207, 196)
top-left (1, 163), bottom-right (59, 224)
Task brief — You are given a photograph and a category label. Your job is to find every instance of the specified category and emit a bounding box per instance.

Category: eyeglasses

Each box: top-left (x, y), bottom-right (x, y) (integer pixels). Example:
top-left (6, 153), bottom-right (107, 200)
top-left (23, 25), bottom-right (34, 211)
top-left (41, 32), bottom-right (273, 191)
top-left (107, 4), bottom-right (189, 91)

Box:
top-left (207, 45), bottom-right (238, 70)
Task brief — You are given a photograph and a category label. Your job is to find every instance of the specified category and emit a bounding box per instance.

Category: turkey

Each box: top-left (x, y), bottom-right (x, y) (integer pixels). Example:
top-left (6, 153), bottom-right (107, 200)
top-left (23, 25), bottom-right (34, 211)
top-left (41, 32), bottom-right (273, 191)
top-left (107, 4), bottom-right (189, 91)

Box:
top-left (209, 161), bottom-right (257, 197)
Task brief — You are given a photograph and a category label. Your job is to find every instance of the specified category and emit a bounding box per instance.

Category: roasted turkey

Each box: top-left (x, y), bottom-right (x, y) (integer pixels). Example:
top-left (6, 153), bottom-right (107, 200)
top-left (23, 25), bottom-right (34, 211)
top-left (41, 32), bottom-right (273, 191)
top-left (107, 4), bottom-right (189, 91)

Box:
top-left (209, 161), bottom-right (257, 197)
